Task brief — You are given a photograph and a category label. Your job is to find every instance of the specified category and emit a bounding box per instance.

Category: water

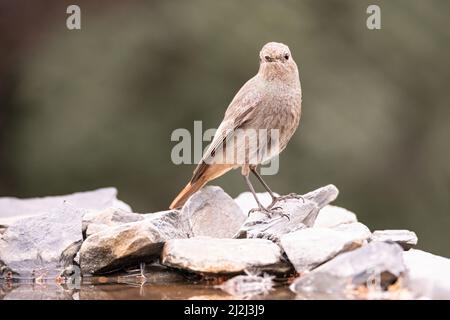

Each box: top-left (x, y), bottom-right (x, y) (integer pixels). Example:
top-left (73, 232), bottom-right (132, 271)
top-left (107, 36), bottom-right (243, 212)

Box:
top-left (0, 278), bottom-right (296, 300)
top-left (1, 265), bottom-right (405, 300)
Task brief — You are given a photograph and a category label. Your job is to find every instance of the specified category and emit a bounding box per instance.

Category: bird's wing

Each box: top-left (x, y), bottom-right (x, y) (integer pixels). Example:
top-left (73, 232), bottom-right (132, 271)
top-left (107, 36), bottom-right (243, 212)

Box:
top-left (190, 76), bottom-right (263, 183)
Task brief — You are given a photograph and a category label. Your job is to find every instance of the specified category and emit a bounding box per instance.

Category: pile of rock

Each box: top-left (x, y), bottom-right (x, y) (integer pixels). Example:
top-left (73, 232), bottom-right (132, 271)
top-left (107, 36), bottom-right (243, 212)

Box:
top-left (1, 185), bottom-right (449, 299)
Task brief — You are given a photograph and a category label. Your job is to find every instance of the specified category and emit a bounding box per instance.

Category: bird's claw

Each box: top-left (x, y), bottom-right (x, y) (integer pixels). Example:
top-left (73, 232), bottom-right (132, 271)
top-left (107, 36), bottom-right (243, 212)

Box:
top-left (269, 193), bottom-right (305, 208)
top-left (248, 205), bottom-right (289, 221)
top-left (286, 193), bottom-right (306, 202)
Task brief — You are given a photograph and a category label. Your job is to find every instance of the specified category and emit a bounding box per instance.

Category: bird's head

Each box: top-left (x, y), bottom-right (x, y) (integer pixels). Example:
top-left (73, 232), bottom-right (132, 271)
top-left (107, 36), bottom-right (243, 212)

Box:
top-left (258, 42), bottom-right (298, 81)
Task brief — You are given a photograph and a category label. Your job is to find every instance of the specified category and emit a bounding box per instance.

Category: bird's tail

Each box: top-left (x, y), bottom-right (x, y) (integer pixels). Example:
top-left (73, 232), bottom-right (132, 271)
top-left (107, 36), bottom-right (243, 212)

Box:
top-left (169, 164), bottom-right (233, 209)
top-left (169, 177), bottom-right (208, 209)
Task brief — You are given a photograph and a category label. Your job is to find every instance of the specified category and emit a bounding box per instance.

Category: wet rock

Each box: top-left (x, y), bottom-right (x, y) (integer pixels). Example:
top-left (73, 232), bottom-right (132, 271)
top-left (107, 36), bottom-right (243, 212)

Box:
top-left (371, 230), bottom-right (418, 250)
top-left (60, 240), bottom-right (83, 268)
top-left (161, 237), bottom-right (286, 274)
top-left (234, 185), bottom-right (339, 242)
top-left (217, 272), bottom-right (274, 298)
top-left (59, 263), bottom-right (82, 280)
top-left (234, 191), bottom-right (279, 214)
top-left (79, 210), bottom-right (187, 274)
top-left (280, 226), bottom-right (369, 273)
top-left (0, 258), bottom-right (16, 279)
top-left (403, 249), bottom-right (450, 299)
top-left (313, 205), bottom-right (357, 228)
top-left (0, 203), bottom-right (85, 278)
top-left (181, 186), bottom-right (246, 238)
top-left (0, 187), bottom-right (131, 226)
top-left (290, 241), bottom-right (406, 295)
top-left (83, 208), bottom-right (144, 238)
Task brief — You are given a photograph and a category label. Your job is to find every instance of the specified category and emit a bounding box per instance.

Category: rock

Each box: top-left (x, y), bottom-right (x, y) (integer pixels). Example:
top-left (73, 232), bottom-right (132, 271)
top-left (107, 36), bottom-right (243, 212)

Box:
top-left (59, 240), bottom-right (83, 268)
top-left (234, 191), bottom-right (279, 214)
top-left (0, 187), bottom-right (131, 227)
top-left (83, 208), bottom-right (145, 237)
top-left (303, 184), bottom-right (340, 208)
top-left (0, 259), bottom-right (15, 279)
top-left (280, 226), bottom-right (369, 273)
top-left (234, 185), bottom-right (339, 242)
top-left (0, 225), bottom-right (6, 235)
top-left (290, 241), bottom-right (406, 295)
top-left (371, 230), bottom-right (418, 250)
top-left (161, 237), bottom-right (287, 274)
top-left (331, 222), bottom-right (371, 243)
top-left (403, 249), bottom-right (450, 299)
top-left (217, 272), bottom-right (274, 298)
top-left (0, 203), bottom-right (85, 278)
top-left (74, 251), bottom-right (81, 265)
top-left (181, 186), bottom-right (246, 238)
top-left (84, 224), bottom-right (109, 238)
top-left (234, 202), bottom-right (313, 242)
top-left (313, 205), bottom-right (357, 228)
top-left (79, 210), bottom-right (187, 274)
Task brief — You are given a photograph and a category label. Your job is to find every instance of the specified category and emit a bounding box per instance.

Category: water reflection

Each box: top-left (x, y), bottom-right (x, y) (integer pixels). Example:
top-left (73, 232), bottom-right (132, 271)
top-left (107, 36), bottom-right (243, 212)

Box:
top-left (0, 280), bottom-right (296, 300)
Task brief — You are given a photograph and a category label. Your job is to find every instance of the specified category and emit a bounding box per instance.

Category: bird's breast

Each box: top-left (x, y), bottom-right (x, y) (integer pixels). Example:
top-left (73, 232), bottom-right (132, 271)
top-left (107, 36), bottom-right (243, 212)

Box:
top-left (252, 84), bottom-right (302, 152)
top-left (258, 85), bottom-right (301, 128)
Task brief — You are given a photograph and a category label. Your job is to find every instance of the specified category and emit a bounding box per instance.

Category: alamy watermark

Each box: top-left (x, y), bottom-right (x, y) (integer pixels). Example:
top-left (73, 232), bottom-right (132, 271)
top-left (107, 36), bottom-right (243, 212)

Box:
top-left (66, 5), bottom-right (81, 30)
top-left (171, 121), bottom-right (280, 175)
top-left (65, 5), bottom-right (381, 32)
top-left (367, 5), bottom-right (381, 30)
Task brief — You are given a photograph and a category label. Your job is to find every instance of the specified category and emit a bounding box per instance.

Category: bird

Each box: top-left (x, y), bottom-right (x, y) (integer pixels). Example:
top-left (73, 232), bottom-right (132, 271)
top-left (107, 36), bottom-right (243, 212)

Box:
top-left (170, 42), bottom-right (302, 213)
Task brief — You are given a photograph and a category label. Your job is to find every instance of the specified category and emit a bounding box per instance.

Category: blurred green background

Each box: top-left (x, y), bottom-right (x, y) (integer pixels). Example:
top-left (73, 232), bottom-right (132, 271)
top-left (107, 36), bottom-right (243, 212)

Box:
top-left (0, 0), bottom-right (449, 256)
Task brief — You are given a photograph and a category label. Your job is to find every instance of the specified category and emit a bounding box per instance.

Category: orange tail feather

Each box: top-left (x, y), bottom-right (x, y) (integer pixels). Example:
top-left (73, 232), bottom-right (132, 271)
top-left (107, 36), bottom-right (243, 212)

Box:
top-left (169, 164), bottom-right (233, 209)
top-left (169, 178), bottom-right (208, 209)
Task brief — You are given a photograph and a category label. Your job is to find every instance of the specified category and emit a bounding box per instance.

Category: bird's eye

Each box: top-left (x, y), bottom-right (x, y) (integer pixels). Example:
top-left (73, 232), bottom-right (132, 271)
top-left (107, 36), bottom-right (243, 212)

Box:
top-left (264, 55), bottom-right (271, 61)
top-left (284, 54), bottom-right (290, 60)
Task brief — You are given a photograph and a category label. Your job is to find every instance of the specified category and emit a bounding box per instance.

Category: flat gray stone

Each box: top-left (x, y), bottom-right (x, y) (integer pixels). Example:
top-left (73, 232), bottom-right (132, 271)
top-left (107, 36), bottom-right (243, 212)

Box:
top-left (371, 230), bottom-right (418, 250)
top-left (403, 249), bottom-right (450, 299)
top-left (280, 226), bottom-right (369, 273)
top-left (83, 208), bottom-right (145, 237)
top-left (0, 187), bottom-right (131, 226)
top-left (290, 241), bottom-right (406, 295)
top-left (181, 186), bottom-right (246, 238)
top-left (79, 210), bottom-right (187, 274)
top-left (234, 185), bottom-right (339, 242)
top-left (313, 205), bottom-right (357, 228)
top-left (161, 237), bottom-right (286, 274)
top-left (0, 203), bottom-right (85, 278)
top-left (331, 222), bottom-right (371, 243)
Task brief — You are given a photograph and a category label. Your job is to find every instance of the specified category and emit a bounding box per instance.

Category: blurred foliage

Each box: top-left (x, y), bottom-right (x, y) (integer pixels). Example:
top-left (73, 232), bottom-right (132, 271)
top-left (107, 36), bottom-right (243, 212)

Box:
top-left (1, 0), bottom-right (450, 255)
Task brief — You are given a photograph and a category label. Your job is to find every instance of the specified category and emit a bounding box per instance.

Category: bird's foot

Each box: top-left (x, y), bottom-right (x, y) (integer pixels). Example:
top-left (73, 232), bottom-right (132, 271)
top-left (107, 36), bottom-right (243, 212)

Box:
top-left (268, 193), bottom-right (305, 208)
top-left (248, 205), bottom-right (290, 221)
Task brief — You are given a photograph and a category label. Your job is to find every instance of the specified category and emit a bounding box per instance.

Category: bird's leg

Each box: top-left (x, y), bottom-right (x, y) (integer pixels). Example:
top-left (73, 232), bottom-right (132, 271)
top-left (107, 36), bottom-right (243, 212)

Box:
top-left (250, 167), bottom-right (304, 208)
top-left (243, 174), bottom-right (267, 212)
top-left (244, 175), bottom-right (284, 218)
top-left (242, 169), bottom-right (285, 219)
top-left (250, 167), bottom-right (278, 202)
